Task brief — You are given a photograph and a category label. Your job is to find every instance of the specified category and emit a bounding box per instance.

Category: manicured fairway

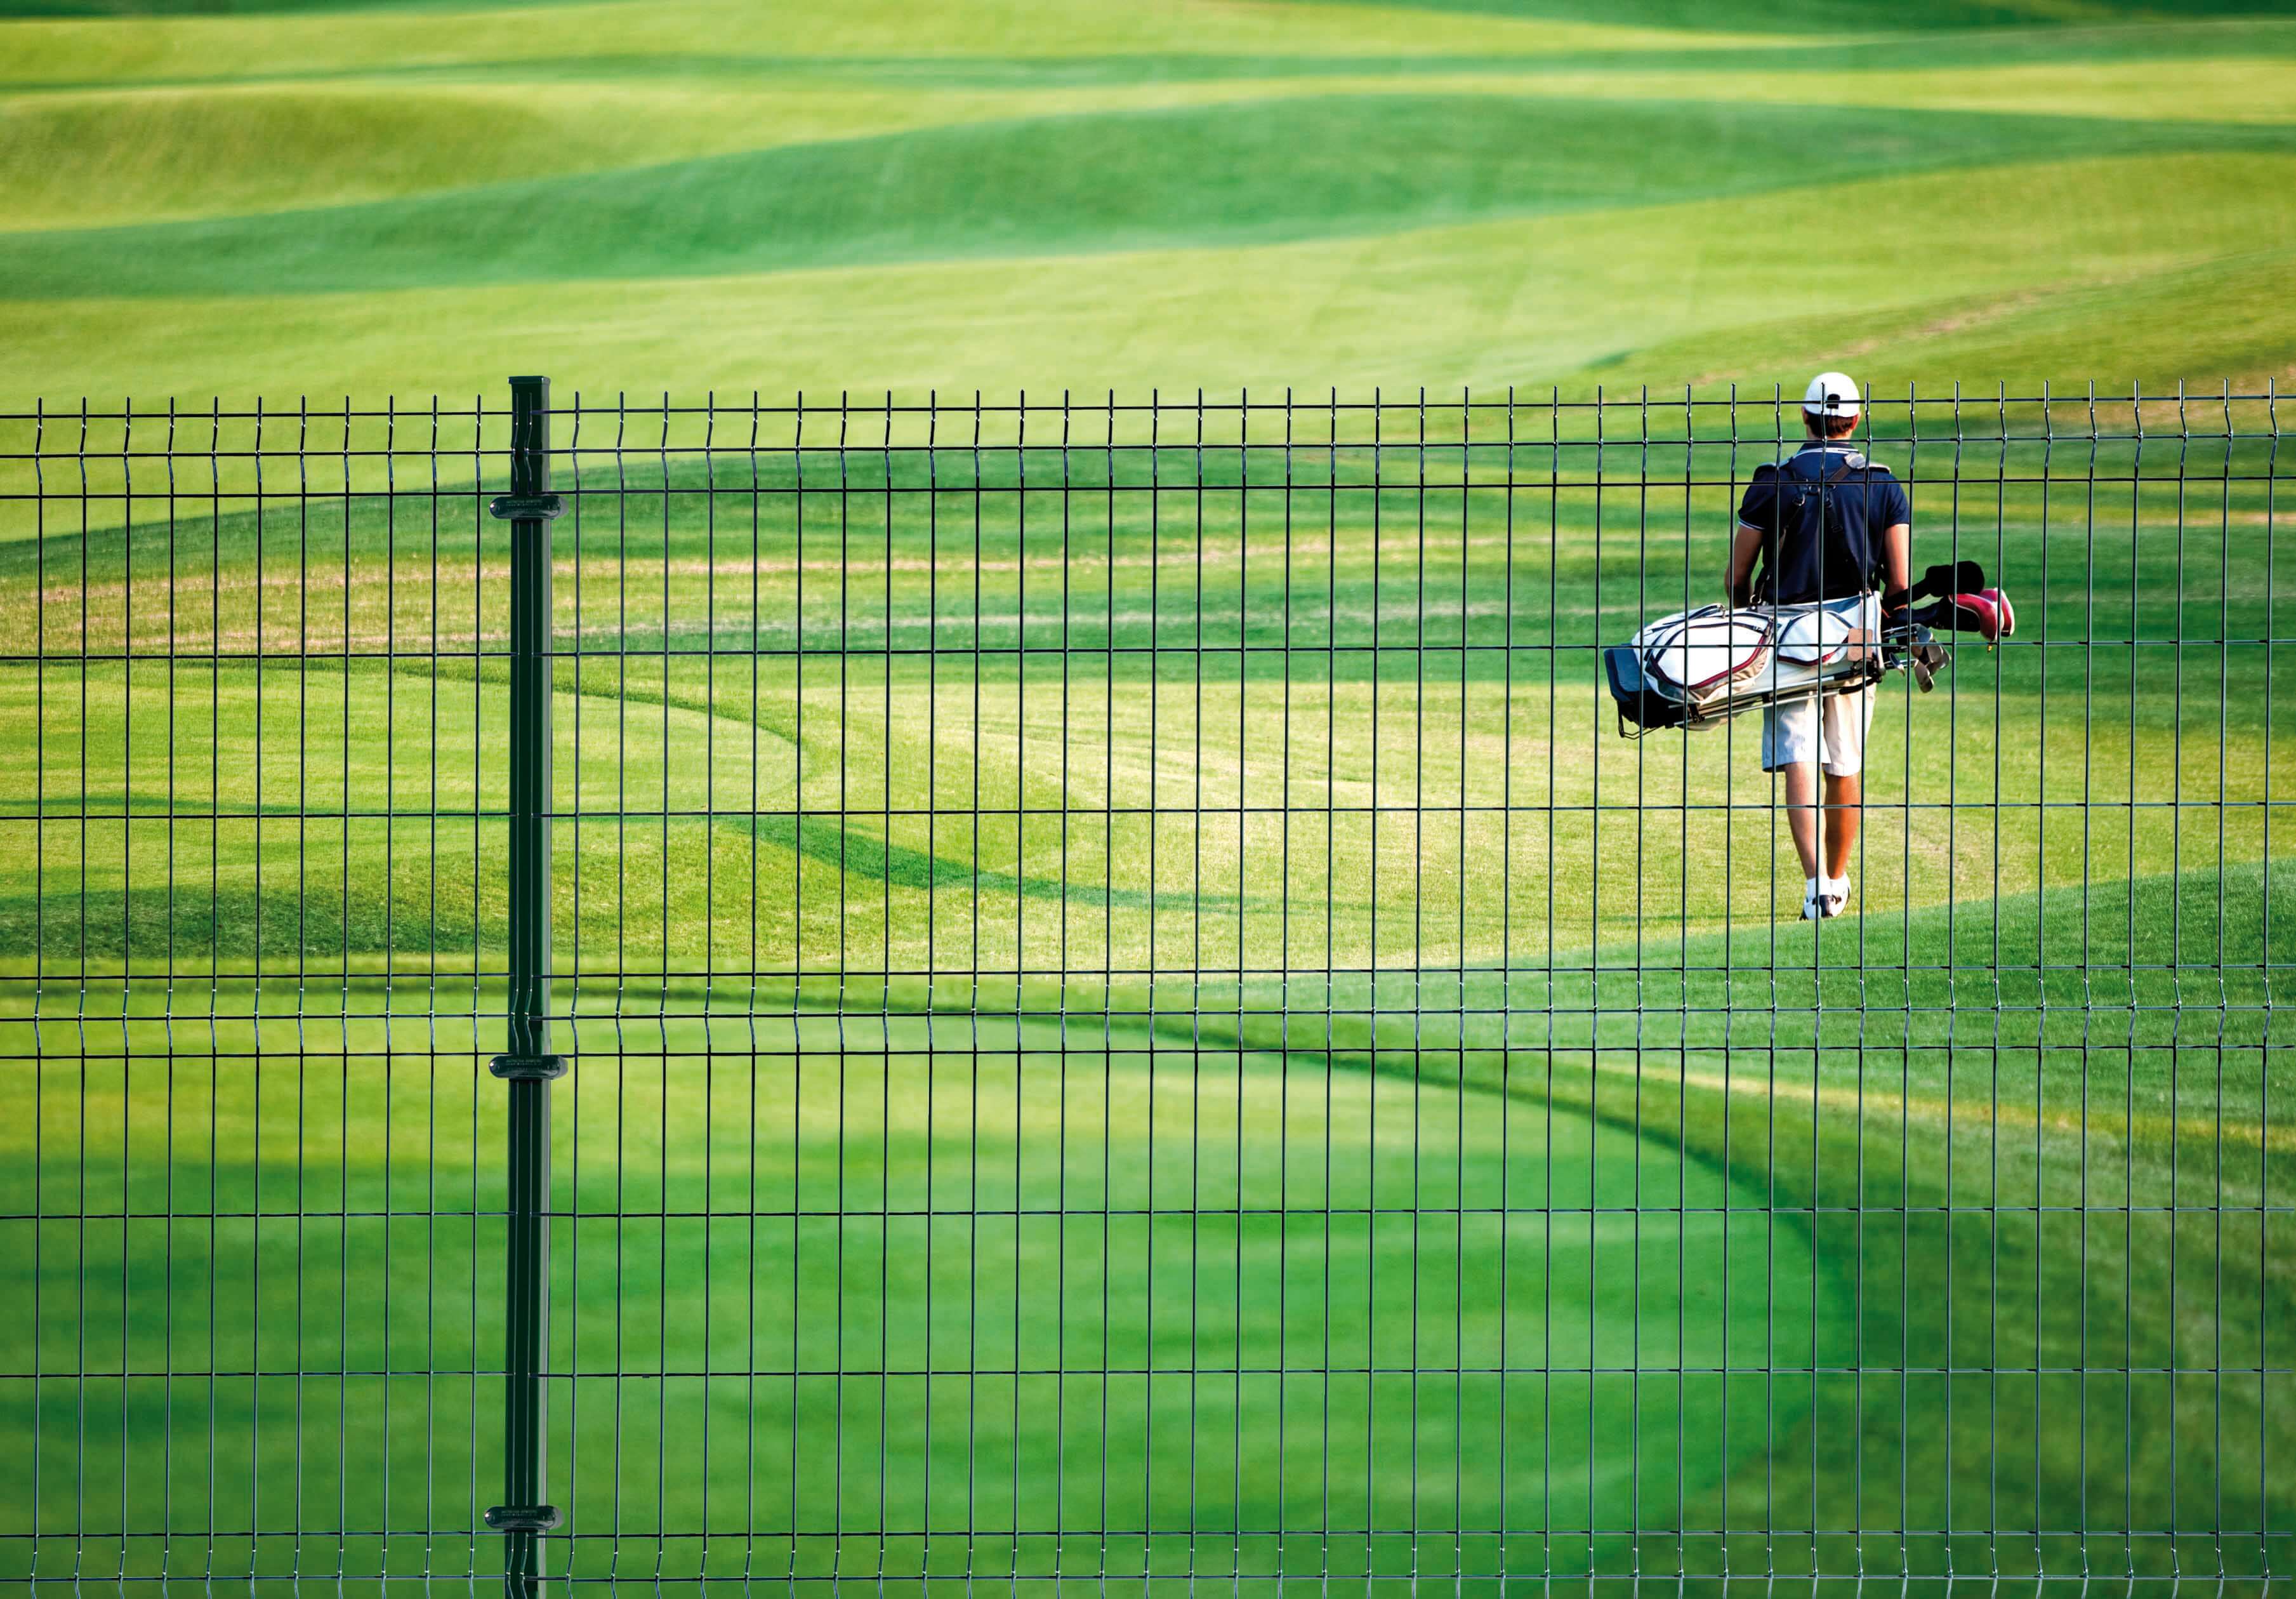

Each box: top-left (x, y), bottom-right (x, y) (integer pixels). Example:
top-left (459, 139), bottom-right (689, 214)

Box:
top-left (4, 0), bottom-right (2296, 410)
top-left (1, 425), bottom-right (2288, 1573)
top-left (1, 427), bottom-right (2285, 964)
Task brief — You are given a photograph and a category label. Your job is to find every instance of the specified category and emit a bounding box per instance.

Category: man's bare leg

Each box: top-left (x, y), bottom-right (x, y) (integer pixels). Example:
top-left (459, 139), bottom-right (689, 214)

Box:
top-left (1823, 771), bottom-right (1861, 881)
top-left (1780, 761), bottom-right (1823, 881)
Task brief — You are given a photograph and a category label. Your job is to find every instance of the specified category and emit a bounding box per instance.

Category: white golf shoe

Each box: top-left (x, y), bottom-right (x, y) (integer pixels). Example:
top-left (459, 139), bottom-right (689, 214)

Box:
top-left (1801, 875), bottom-right (1849, 920)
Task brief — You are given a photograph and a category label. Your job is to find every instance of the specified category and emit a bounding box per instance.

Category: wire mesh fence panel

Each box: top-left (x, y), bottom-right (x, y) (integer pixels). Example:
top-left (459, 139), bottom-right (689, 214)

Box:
top-left (0, 396), bottom-right (529, 1595)
top-left (0, 384), bottom-right (2288, 1597)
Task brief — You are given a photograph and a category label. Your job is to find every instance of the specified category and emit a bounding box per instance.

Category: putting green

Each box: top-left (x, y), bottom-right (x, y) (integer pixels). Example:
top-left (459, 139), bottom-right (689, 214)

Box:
top-left (0, 1009), bottom-right (1844, 1558)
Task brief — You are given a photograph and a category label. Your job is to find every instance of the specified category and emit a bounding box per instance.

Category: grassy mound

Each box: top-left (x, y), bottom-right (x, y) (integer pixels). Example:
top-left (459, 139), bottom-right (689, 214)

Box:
top-left (3, 0), bottom-right (2294, 403)
top-left (15, 98), bottom-right (2296, 300)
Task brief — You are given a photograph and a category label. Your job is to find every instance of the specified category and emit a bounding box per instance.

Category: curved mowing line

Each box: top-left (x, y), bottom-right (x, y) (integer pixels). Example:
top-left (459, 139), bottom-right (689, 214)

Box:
top-left (846, 979), bottom-right (2293, 1158)
top-left (0, 1011), bottom-right (1830, 1546)
top-left (6, 92), bottom-right (2293, 298)
top-left (737, 809), bottom-right (1270, 918)
top-left (1584, 1052), bottom-right (2295, 1156)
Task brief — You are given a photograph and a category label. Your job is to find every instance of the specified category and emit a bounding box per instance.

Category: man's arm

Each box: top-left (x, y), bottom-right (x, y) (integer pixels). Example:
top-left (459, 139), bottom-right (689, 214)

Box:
top-left (1725, 520), bottom-right (1767, 607)
top-left (1879, 520), bottom-right (1911, 611)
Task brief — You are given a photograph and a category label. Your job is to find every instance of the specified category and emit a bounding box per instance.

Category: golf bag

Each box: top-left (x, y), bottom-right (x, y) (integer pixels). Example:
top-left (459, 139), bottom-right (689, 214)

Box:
top-left (1603, 562), bottom-right (2010, 738)
top-left (1903, 558), bottom-right (2018, 641)
top-left (1605, 601), bottom-right (1891, 736)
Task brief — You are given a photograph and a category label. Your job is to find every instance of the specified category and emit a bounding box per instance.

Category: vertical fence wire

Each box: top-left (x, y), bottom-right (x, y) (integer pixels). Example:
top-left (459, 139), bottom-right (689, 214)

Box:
top-left (0, 383), bottom-right (2286, 1596)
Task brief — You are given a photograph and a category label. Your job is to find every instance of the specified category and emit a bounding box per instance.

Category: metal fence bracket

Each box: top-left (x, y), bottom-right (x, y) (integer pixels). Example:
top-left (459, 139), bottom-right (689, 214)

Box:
top-left (489, 1054), bottom-right (569, 1081)
top-left (488, 491), bottom-right (564, 520)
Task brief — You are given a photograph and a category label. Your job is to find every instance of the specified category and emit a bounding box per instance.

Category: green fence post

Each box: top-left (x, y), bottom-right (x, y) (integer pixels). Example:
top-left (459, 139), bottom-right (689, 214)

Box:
top-left (484, 374), bottom-right (566, 1598)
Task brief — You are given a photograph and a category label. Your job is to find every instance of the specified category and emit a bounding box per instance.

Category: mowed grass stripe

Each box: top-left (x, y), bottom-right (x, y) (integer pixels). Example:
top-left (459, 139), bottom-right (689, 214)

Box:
top-left (1441, 53), bottom-right (2296, 124)
top-left (1356, 0), bottom-right (2291, 27)
top-left (0, 0), bottom-right (1757, 89)
top-left (1588, 247), bottom-right (2296, 397)
top-left (15, 71), bottom-right (1766, 234)
top-left (1, 75), bottom-right (1837, 238)
top-left (4, 647), bottom-right (2280, 972)
top-left (10, 23), bottom-right (2293, 108)
top-left (11, 49), bottom-right (2296, 234)
top-left (10, 95), bottom-right (2296, 300)
top-left (0, 81), bottom-right (1017, 232)
top-left (6, 150), bottom-right (2290, 408)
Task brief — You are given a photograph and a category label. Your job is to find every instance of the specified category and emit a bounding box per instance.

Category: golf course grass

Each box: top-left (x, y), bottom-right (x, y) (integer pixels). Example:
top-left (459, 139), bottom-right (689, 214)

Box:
top-left (3, 420), bottom-right (2288, 1584)
top-left (6, 0), bottom-right (2296, 407)
top-left (2, 0), bottom-right (2292, 1589)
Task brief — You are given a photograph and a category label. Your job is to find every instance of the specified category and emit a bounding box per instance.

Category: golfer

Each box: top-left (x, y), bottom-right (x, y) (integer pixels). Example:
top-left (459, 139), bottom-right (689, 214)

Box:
top-left (1723, 373), bottom-right (1911, 920)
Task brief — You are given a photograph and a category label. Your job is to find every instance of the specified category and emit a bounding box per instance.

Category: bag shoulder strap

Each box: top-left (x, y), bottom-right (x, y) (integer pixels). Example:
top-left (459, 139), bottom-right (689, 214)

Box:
top-left (1793, 448), bottom-right (1859, 482)
top-left (1777, 450), bottom-right (1857, 492)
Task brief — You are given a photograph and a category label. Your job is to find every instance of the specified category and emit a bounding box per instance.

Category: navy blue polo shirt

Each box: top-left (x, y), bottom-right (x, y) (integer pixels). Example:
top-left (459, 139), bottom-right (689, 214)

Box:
top-left (1736, 444), bottom-right (1911, 604)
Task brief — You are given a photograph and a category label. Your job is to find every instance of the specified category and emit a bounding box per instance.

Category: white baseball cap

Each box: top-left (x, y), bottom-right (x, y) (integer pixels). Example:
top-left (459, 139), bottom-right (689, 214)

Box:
top-left (1803, 371), bottom-right (1861, 419)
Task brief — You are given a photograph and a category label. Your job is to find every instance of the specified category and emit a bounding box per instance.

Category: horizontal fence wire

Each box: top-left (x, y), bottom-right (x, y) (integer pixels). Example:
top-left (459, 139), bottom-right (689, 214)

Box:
top-left (0, 383), bottom-right (2288, 1596)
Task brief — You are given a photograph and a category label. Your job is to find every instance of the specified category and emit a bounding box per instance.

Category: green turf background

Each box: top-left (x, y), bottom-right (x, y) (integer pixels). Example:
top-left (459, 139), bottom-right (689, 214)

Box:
top-left (2, 0), bottom-right (2292, 1589)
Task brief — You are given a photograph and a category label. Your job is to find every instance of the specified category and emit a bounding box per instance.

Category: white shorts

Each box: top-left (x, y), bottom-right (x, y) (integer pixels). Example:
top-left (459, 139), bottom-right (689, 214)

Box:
top-left (1760, 593), bottom-right (1879, 776)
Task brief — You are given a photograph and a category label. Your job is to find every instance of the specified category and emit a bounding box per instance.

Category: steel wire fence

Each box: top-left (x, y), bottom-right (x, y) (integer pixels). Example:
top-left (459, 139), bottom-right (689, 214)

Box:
top-left (0, 380), bottom-right (2288, 1596)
